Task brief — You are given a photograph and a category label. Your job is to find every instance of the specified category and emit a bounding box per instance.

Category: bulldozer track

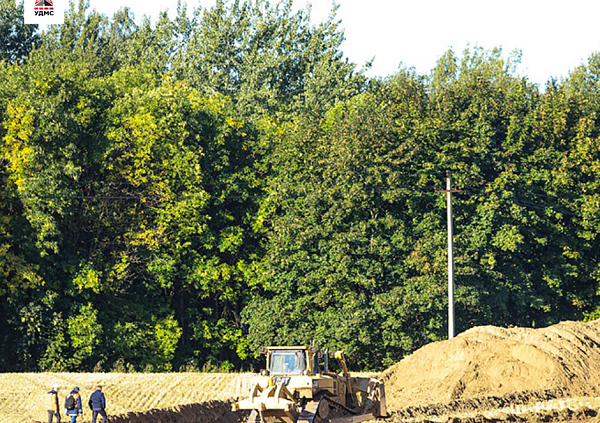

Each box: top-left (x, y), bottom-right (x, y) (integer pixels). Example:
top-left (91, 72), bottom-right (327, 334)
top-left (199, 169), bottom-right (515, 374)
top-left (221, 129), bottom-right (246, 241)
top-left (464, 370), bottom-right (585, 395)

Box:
top-left (322, 395), bottom-right (358, 415)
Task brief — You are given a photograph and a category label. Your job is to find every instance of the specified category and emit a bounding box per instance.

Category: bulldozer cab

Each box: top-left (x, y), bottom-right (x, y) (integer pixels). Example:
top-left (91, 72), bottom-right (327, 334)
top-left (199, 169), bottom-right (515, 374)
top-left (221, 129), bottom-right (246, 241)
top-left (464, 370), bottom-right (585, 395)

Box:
top-left (269, 349), bottom-right (306, 375)
top-left (261, 345), bottom-right (319, 376)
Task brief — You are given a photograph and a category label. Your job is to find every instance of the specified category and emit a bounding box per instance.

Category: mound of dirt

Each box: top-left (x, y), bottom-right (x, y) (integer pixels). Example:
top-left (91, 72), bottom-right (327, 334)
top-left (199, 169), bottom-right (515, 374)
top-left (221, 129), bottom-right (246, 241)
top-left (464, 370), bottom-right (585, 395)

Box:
top-left (382, 319), bottom-right (600, 413)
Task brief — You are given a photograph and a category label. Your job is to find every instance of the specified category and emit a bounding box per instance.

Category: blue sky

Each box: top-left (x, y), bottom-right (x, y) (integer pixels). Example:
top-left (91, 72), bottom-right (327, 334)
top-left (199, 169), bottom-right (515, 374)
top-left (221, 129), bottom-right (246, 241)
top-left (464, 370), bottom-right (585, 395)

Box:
top-left (87, 0), bottom-right (600, 87)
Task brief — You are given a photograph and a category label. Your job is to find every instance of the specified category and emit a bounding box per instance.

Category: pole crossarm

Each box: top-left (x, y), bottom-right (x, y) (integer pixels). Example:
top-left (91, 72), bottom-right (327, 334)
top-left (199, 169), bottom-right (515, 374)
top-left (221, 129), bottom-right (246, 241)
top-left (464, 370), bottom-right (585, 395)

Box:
top-left (434, 188), bottom-right (462, 193)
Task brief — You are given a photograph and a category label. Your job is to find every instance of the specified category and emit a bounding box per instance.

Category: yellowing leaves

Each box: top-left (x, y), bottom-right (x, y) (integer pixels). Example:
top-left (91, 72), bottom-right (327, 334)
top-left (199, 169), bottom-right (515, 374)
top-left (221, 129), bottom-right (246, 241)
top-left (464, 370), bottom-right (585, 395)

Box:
top-left (154, 315), bottom-right (182, 358)
top-left (128, 225), bottom-right (166, 251)
top-left (492, 224), bottom-right (524, 252)
top-left (2, 103), bottom-right (35, 188)
top-left (0, 243), bottom-right (44, 295)
top-left (113, 113), bottom-right (161, 185)
top-left (67, 303), bottom-right (102, 355)
top-left (110, 253), bottom-right (131, 282)
top-left (218, 226), bottom-right (244, 253)
top-left (73, 264), bottom-right (102, 293)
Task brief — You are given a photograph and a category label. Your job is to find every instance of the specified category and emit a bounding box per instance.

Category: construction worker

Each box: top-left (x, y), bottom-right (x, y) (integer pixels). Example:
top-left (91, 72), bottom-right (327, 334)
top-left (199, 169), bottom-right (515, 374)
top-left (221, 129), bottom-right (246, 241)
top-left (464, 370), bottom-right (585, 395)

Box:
top-left (47, 384), bottom-right (61, 423)
top-left (88, 385), bottom-right (108, 423)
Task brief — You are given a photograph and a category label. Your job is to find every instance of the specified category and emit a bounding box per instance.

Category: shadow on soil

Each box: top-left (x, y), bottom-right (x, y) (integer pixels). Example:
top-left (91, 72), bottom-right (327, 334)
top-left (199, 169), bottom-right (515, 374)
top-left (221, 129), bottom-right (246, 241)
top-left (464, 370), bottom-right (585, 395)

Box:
top-left (109, 399), bottom-right (247, 423)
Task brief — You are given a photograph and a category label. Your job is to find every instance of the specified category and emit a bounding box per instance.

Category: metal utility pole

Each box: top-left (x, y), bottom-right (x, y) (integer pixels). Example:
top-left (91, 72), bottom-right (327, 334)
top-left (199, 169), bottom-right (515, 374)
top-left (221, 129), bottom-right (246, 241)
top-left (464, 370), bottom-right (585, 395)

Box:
top-left (436, 172), bottom-right (461, 339)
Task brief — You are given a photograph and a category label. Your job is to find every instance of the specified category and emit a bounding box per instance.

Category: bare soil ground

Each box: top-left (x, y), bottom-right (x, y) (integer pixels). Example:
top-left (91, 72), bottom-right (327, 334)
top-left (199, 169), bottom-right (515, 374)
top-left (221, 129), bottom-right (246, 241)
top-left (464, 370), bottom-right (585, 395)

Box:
top-left (11, 319), bottom-right (600, 423)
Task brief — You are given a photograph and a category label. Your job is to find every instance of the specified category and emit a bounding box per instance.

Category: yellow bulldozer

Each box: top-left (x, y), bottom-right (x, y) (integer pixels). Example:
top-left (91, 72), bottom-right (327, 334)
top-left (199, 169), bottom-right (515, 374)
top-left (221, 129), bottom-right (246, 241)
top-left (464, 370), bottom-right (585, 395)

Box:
top-left (233, 345), bottom-right (387, 423)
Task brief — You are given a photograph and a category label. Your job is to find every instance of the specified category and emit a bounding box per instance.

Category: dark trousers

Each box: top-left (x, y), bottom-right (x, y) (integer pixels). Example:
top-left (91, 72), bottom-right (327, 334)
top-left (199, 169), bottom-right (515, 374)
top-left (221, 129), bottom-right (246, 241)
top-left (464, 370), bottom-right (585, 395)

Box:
top-left (92, 409), bottom-right (108, 423)
top-left (47, 410), bottom-right (61, 423)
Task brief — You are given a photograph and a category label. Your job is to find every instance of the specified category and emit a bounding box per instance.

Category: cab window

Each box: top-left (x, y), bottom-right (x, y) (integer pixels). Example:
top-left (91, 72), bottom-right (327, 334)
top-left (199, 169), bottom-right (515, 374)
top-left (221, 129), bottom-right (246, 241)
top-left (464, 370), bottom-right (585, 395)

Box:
top-left (270, 350), bottom-right (305, 374)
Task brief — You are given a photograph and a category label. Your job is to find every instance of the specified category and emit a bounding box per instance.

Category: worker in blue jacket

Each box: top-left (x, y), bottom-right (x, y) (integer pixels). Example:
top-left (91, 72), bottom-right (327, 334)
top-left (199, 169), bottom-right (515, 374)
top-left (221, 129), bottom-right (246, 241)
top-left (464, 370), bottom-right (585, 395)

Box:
top-left (88, 385), bottom-right (108, 423)
top-left (64, 386), bottom-right (83, 423)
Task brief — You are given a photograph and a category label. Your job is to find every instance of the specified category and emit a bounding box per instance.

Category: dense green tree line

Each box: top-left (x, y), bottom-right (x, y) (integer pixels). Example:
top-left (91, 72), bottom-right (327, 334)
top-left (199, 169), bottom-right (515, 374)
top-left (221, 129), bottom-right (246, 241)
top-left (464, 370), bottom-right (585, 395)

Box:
top-left (1, 0), bottom-right (600, 372)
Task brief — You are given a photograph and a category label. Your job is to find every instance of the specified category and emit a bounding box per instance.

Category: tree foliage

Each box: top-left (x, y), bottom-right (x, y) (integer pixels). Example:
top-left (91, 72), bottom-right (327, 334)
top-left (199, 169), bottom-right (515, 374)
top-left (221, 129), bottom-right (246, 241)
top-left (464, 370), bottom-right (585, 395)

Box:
top-left (1, 1), bottom-right (600, 372)
top-left (243, 48), bottom-right (600, 370)
top-left (172, 0), bottom-right (367, 119)
top-left (0, 0), bottom-right (40, 64)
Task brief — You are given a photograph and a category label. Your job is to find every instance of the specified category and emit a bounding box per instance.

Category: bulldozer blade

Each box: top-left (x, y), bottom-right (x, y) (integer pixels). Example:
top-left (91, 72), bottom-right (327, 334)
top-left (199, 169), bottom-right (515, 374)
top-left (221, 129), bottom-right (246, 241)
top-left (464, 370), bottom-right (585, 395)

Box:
top-left (375, 381), bottom-right (387, 417)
